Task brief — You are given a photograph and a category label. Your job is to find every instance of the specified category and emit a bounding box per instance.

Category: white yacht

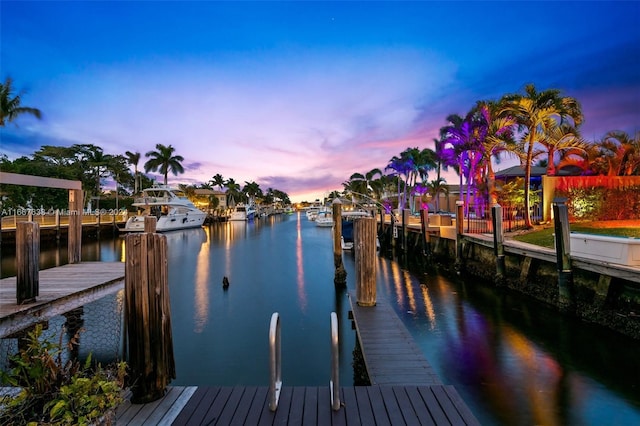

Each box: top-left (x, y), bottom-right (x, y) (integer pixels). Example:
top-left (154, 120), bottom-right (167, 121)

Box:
top-left (229, 203), bottom-right (257, 221)
top-left (315, 210), bottom-right (334, 227)
top-left (124, 185), bottom-right (206, 232)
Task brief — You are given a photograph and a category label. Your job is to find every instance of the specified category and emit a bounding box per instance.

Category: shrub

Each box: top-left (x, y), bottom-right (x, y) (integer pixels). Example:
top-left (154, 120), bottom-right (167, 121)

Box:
top-left (0, 324), bottom-right (126, 426)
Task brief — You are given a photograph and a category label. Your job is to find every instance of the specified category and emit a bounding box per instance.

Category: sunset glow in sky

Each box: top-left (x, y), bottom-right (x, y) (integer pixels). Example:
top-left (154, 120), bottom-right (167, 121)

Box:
top-left (2, 1), bottom-right (639, 202)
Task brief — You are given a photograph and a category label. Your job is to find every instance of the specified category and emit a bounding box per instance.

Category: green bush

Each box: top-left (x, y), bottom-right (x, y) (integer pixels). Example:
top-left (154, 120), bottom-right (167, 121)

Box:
top-left (0, 324), bottom-right (126, 426)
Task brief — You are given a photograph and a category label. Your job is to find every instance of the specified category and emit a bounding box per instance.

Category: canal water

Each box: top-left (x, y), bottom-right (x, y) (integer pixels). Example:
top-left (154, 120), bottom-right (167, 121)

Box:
top-left (2, 213), bottom-right (639, 425)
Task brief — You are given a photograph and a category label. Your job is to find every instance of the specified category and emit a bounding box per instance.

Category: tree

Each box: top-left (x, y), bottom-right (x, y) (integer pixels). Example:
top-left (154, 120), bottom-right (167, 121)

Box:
top-left (500, 84), bottom-right (583, 228)
top-left (144, 144), bottom-right (185, 185)
top-left (0, 77), bottom-right (42, 126)
top-left (538, 122), bottom-right (587, 176)
top-left (593, 130), bottom-right (640, 176)
top-left (125, 151), bottom-right (141, 193)
top-left (210, 173), bottom-right (226, 191)
top-left (225, 178), bottom-right (243, 205)
top-left (475, 100), bottom-right (517, 205)
top-left (243, 181), bottom-right (262, 205)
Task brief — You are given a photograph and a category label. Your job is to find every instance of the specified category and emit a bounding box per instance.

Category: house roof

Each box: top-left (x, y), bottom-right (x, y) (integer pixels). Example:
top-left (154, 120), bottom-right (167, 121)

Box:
top-left (495, 165), bottom-right (547, 178)
top-left (194, 188), bottom-right (226, 196)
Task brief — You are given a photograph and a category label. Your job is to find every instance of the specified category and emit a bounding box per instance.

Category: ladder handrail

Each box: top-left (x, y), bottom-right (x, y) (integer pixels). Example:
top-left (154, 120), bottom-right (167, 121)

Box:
top-left (330, 311), bottom-right (341, 410)
top-left (268, 312), bottom-right (282, 411)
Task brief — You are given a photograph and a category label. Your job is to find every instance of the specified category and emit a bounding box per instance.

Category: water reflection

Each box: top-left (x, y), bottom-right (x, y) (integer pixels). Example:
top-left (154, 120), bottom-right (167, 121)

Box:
top-left (370, 264), bottom-right (640, 426)
top-left (2, 217), bottom-right (639, 425)
top-left (296, 212), bottom-right (307, 312)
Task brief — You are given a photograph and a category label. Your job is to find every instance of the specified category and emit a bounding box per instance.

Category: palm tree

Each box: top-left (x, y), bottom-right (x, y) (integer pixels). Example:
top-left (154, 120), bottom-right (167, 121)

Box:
top-left (0, 77), bottom-right (42, 126)
top-left (243, 181), bottom-right (262, 205)
top-left (500, 84), bottom-right (583, 228)
top-left (125, 151), bottom-right (141, 194)
top-left (475, 100), bottom-right (517, 205)
top-left (144, 144), bottom-right (185, 185)
top-left (538, 123), bottom-right (587, 176)
top-left (594, 130), bottom-right (640, 176)
top-left (440, 112), bottom-right (484, 209)
top-left (428, 178), bottom-right (449, 211)
top-left (225, 178), bottom-right (242, 205)
top-left (210, 173), bottom-right (226, 191)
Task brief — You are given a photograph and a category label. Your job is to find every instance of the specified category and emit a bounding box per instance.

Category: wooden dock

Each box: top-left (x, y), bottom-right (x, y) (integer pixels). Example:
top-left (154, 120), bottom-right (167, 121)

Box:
top-left (0, 261), bottom-right (125, 338)
top-left (348, 292), bottom-right (441, 386)
top-left (113, 292), bottom-right (479, 425)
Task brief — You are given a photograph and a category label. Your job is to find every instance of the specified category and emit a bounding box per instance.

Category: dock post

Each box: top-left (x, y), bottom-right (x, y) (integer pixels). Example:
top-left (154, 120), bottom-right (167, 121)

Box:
top-left (402, 209), bottom-right (410, 252)
top-left (144, 216), bottom-right (157, 233)
top-left (553, 198), bottom-right (574, 311)
top-left (124, 229), bottom-right (176, 403)
top-left (16, 221), bottom-right (39, 304)
top-left (420, 208), bottom-right (431, 256)
top-left (455, 201), bottom-right (464, 272)
top-left (355, 217), bottom-right (376, 306)
top-left (68, 189), bottom-right (83, 264)
top-left (332, 199), bottom-right (347, 287)
top-left (492, 204), bottom-right (505, 285)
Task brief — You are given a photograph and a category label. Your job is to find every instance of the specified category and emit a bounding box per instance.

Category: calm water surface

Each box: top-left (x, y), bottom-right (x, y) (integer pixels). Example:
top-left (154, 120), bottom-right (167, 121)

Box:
top-left (2, 213), bottom-right (639, 425)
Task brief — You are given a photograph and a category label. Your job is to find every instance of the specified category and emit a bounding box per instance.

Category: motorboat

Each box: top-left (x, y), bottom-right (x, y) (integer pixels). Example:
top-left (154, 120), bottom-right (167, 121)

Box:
top-left (229, 203), bottom-right (257, 221)
top-left (315, 210), bottom-right (334, 227)
top-left (340, 210), bottom-right (377, 250)
top-left (123, 185), bottom-right (206, 232)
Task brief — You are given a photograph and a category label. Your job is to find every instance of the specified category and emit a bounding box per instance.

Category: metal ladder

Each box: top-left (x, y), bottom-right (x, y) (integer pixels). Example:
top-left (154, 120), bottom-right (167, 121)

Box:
top-left (268, 312), bottom-right (341, 411)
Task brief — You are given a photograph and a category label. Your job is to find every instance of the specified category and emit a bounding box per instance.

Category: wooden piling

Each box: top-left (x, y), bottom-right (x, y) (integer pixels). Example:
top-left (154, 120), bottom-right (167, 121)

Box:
top-left (419, 208), bottom-right (430, 255)
top-left (553, 198), bottom-right (574, 310)
top-left (68, 189), bottom-right (83, 264)
top-left (144, 216), bottom-right (157, 233)
top-left (355, 217), bottom-right (376, 306)
top-left (402, 209), bottom-right (410, 252)
top-left (124, 231), bottom-right (176, 403)
top-left (492, 204), bottom-right (505, 284)
top-left (332, 200), bottom-right (347, 287)
top-left (455, 201), bottom-right (464, 272)
top-left (16, 221), bottom-right (39, 304)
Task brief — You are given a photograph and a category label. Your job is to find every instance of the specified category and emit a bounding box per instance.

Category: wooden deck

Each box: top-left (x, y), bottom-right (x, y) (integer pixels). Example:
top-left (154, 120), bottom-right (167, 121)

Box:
top-left (0, 261), bottom-right (125, 338)
top-left (160, 384), bottom-right (479, 425)
top-left (348, 292), bottom-right (441, 386)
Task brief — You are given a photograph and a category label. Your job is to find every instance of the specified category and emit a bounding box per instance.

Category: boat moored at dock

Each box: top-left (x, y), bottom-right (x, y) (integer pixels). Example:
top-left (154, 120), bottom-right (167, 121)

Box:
top-left (229, 203), bottom-right (257, 221)
top-left (123, 185), bottom-right (206, 232)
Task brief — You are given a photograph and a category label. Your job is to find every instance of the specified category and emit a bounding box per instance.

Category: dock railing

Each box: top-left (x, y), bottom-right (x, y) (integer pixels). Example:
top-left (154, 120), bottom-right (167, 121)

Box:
top-left (330, 312), bottom-right (341, 411)
top-left (268, 312), bottom-right (282, 411)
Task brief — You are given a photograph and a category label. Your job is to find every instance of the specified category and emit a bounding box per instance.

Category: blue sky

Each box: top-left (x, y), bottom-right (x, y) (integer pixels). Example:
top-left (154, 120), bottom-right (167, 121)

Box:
top-left (2, 1), bottom-right (639, 202)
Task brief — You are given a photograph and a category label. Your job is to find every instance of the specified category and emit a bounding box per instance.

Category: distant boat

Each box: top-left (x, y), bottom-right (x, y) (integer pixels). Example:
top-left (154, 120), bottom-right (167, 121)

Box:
top-left (315, 210), bottom-right (333, 227)
top-left (284, 206), bottom-right (295, 215)
top-left (123, 185), bottom-right (206, 232)
top-left (229, 203), bottom-right (257, 221)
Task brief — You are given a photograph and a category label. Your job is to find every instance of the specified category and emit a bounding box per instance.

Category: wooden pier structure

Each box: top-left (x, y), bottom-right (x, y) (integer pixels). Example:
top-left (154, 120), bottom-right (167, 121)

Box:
top-left (0, 262), bottom-right (124, 338)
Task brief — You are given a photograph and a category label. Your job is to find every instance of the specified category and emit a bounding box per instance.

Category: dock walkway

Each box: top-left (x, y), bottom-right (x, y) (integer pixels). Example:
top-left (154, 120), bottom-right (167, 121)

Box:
top-left (348, 292), bottom-right (441, 386)
top-left (0, 261), bottom-right (124, 338)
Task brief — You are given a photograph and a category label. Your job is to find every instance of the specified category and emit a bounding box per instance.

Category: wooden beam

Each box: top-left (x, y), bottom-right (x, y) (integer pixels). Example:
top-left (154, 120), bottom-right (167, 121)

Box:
top-left (0, 172), bottom-right (82, 190)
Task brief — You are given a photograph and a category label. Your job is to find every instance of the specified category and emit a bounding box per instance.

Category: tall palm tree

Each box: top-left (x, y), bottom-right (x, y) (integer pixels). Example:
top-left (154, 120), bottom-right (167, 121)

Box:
top-left (210, 173), bottom-right (226, 191)
top-left (475, 100), bottom-right (517, 205)
top-left (144, 144), bottom-right (185, 185)
top-left (243, 181), bottom-right (262, 205)
top-left (0, 77), bottom-right (42, 126)
top-left (225, 178), bottom-right (242, 205)
top-left (500, 84), bottom-right (583, 228)
top-left (125, 151), bottom-right (141, 194)
top-left (440, 112), bottom-right (484, 208)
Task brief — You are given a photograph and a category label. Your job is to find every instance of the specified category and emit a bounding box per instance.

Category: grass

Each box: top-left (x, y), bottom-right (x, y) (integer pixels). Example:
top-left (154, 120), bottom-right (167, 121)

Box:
top-left (512, 222), bottom-right (640, 249)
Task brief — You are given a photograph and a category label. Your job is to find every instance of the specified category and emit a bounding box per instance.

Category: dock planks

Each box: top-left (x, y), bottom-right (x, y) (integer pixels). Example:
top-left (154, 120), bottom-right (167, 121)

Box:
top-left (348, 291), bottom-right (441, 386)
top-left (0, 261), bottom-right (124, 337)
top-left (158, 385), bottom-right (479, 425)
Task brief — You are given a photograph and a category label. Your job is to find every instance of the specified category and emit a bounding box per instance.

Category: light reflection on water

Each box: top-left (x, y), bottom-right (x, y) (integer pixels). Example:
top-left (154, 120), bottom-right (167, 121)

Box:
top-left (2, 214), bottom-right (639, 425)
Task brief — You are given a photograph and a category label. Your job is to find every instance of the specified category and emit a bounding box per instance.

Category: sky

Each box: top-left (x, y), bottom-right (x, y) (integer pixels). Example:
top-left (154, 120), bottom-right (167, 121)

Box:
top-left (2, 1), bottom-right (639, 202)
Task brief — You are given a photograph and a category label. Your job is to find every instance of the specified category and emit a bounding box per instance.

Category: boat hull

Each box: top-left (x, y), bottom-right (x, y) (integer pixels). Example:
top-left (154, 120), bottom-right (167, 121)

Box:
top-left (124, 212), bottom-right (206, 232)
